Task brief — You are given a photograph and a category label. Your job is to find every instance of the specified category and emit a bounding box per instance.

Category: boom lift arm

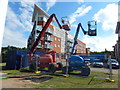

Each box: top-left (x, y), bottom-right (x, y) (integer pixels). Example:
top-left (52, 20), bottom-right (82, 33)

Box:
top-left (71, 21), bottom-right (97, 55)
top-left (29, 13), bottom-right (70, 57)
top-left (62, 21), bottom-right (97, 76)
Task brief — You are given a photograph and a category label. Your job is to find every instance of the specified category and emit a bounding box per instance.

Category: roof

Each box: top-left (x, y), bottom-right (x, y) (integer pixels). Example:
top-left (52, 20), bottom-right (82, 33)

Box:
top-left (32, 4), bottom-right (50, 22)
top-left (116, 21), bottom-right (120, 34)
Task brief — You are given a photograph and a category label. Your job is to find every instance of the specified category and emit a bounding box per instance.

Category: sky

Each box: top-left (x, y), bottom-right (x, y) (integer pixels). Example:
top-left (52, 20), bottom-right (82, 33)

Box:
top-left (1, 0), bottom-right (119, 52)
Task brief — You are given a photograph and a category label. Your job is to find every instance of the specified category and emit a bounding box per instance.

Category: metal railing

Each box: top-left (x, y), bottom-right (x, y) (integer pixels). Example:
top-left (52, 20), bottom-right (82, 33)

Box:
top-left (67, 38), bottom-right (74, 43)
top-left (45, 36), bottom-right (53, 42)
top-left (46, 28), bottom-right (53, 34)
top-left (67, 43), bottom-right (73, 48)
top-left (35, 25), bottom-right (42, 32)
top-left (44, 44), bottom-right (53, 49)
top-left (37, 43), bottom-right (42, 48)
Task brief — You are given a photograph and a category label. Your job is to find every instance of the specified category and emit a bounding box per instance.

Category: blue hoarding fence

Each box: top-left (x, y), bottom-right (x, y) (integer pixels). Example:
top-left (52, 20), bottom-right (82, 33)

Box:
top-left (6, 50), bottom-right (28, 70)
top-left (6, 50), bottom-right (46, 70)
top-left (75, 53), bottom-right (106, 62)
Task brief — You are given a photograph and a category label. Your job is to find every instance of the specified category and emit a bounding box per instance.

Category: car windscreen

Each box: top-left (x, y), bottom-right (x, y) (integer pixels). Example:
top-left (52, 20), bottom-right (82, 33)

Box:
top-left (95, 62), bottom-right (103, 64)
top-left (111, 60), bottom-right (117, 63)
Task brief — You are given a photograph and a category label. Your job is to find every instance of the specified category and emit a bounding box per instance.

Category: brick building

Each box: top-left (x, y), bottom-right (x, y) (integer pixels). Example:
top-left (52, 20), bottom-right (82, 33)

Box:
top-left (114, 21), bottom-right (120, 63)
top-left (27, 5), bottom-right (87, 58)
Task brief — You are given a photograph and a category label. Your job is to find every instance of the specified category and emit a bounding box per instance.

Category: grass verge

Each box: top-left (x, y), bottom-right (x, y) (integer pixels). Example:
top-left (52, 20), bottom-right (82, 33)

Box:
top-left (0, 63), bottom-right (119, 88)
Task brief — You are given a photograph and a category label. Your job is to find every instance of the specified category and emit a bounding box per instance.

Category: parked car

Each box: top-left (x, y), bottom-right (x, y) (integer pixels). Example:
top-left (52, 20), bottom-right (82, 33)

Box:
top-left (92, 62), bottom-right (103, 68)
top-left (107, 59), bottom-right (119, 69)
top-left (84, 58), bottom-right (91, 66)
top-left (85, 61), bottom-right (91, 66)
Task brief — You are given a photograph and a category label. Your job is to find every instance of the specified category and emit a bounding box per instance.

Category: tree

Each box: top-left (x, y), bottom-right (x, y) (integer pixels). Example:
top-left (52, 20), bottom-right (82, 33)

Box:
top-left (1, 45), bottom-right (27, 62)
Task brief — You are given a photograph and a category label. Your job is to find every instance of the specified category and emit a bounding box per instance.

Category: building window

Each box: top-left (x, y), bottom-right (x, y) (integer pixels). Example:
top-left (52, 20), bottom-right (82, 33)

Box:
top-left (61, 54), bottom-right (66, 59)
top-left (38, 17), bottom-right (43, 21)
top-left (58, 39), bottom-right (60, 41)
top-left (45, 42), bottom-right (50, 45)
top-left (58, 45), bottom-right (60, 48)
top-left (36, 25), bottom-right (42, 31)
top-left (43, 17), bottom-right (47, 22)
top-left (56, 54), bottom-right (59, 59)
top-left (54, 44), bottom-right (56, 47)
top-left (55, 38), bottom-right (56, 41)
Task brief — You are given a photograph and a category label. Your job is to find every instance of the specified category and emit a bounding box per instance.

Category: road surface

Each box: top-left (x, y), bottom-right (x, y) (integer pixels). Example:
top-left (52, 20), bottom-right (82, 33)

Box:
top-left (90, 67), bottom-right (119, 74)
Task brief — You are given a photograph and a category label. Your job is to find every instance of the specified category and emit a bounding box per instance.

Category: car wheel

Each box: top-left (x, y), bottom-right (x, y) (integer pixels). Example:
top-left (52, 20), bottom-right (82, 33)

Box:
top-left (48, 63), bottom-right (56, 73)
top-left (57, 63), bottom-right (63, 70)
top-left (29, 62), bottom-right (37, 72)
top-left (62, 66), bottom-right (72, 74)
top-left (81, 66), bottom-right (90, 76)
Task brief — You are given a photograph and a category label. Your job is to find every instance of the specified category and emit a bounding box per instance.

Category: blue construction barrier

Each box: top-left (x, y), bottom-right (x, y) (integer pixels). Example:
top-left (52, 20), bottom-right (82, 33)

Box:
top-left (6, 50), bottom-right (28, 70)
top-left (6, 50), bottom-right (46, 70)
top-left (20, 54), bottom-right (29, 68)
top-left (75, 53), bottom-right (105, 63)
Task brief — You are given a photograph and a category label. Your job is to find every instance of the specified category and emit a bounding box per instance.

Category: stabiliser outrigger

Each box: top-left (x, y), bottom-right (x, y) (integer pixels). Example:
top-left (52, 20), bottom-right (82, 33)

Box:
top-left (29, 13), bottom-right (70, 73)
top-left (62, 21), bottom-right (97, 76)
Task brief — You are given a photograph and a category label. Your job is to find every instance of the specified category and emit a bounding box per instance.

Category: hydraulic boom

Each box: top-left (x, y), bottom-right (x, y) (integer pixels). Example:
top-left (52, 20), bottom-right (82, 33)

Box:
top-left (29, 14), bottom-right (70, 57)
top-left (71, 21), bottom-right (97, 55)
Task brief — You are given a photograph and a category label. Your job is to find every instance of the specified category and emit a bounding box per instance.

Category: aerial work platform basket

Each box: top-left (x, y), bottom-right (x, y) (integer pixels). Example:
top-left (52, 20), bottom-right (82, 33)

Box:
top-left (61, 16), bottom-right (70, 31)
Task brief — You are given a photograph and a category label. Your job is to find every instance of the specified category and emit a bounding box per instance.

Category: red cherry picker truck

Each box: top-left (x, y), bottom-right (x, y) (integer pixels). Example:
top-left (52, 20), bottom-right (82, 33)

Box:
top-left (28, 13), bottom-right (70, 73)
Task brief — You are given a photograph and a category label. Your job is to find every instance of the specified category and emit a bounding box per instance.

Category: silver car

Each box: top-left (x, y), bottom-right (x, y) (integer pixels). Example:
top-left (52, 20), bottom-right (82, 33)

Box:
top-left (107, 59), bottom-right (119, 69)
top-left (92, 62), bottom-right (103, 68)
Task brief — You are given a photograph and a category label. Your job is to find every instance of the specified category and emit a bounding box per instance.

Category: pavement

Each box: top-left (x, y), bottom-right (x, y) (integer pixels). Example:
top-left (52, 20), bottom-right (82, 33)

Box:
top-left (90, 67), bottom-right (119, 74)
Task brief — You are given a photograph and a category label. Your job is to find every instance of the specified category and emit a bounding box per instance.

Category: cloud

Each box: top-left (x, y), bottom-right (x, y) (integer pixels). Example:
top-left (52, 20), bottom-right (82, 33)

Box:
top-left (46, 0), bottom-right (56, 12)
top-left (18, 7), bottom-right (33, 32)
top-left (19, 0), bottom-right (36, 32)
top-left (69, 5), bottom-right (92, 24)
top-left (19, 0), bottom-right (41, 32)
top-left (77, 0), bottom-right (84, 4)
top-left (3, 1), bottom-right (40, 47)
top-left (5, 1), bottom-right (34, 32)
top-left (71, 24), bottom-right (78, 28)
top-left (93, 3), bottom-right (118, 31)
top-left (0, 0), bottom-right (8, 54)
top-left (2, 28), bottom-right (27, 47)
top-left (3, 6), bottom-right (27, 47)
top-left (80, 3), bottom-right (118, 52)
top-left (82, 35), bottom-right (117, 52)
top-left (6, 7), bottom-right (25, 30)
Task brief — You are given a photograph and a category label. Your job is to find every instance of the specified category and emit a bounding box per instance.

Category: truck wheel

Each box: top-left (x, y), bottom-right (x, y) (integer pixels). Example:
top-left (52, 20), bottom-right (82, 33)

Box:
top-left (48, 63), bottom-right (56, 73)
top-left (62, 66), bottom-right (72, 74)
top-left (29, 62), bottom-right (36, 72)
top-left (81, 66), bottom-right (90, 76)
top-left (62, 66), bottom-right (67, 74)
top-left (57, 63), bottom-right (63, 70)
